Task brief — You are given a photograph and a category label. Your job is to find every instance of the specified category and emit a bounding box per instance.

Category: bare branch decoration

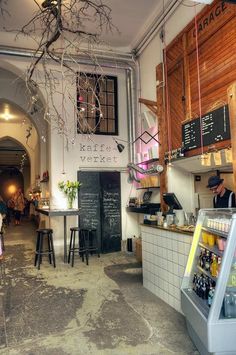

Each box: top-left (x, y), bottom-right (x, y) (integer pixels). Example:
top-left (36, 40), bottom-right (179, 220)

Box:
top-left (8, 0), bottom-right (118, 142)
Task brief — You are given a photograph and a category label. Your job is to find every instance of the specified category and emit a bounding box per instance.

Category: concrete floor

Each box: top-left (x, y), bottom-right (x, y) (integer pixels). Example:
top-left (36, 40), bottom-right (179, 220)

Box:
top-left (0, 219), bottom-right (199, 355)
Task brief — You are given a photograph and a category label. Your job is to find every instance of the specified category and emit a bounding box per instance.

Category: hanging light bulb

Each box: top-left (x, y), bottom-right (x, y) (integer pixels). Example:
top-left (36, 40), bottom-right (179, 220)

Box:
top-left (31, 95), bottom-right (38, 103)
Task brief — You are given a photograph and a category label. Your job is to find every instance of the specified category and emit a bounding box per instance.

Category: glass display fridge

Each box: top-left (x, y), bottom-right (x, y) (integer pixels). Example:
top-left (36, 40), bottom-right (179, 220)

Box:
top-left (181, 208), bottom-right (236, 355)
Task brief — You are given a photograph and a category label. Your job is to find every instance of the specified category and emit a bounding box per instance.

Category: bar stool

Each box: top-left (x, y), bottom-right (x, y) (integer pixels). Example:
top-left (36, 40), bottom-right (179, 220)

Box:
top-left (34, 228), bottom-right (56, 270)
top-left (68, 227), bottom-right (80, 267)
top-left (80, 229), bottom-right (100, 266)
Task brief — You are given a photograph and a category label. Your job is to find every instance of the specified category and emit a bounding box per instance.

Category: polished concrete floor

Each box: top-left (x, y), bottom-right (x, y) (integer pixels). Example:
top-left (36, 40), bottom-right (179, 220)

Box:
top-left (0, 219), bottom-right (199, 355)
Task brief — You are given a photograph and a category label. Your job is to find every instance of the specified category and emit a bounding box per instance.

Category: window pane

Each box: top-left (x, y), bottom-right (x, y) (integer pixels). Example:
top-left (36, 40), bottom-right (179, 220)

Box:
top-left (107, 79), bottom-right (114, 92)
top-left (99, 92), bottom-right (106, 105)
top-left (99, 119), bottom-right (107, 132)
top-left (107, 93), bottom-right (114, 105)
top-left (108, 119), bottom-right (115, 132)
top-left (77, 73), bottom-right (118, 135)
top-left (101, 105), bottom-right (107, 119)
top-left (107, 106), bottom-right (114, 118)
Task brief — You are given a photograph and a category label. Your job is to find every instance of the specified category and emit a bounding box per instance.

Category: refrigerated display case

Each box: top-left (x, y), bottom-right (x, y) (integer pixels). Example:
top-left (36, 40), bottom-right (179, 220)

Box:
top-left (181, 208), bottom-right (236, 355)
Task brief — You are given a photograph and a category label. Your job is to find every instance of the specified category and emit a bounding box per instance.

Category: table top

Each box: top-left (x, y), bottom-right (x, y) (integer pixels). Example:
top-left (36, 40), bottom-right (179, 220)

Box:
top-left (36, 208), bottom-right (80, 217)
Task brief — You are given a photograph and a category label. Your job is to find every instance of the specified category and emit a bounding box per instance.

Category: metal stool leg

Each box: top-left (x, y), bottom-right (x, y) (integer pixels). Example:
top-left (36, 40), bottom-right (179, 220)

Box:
top-left (38, 233), bottom-right (43, 270)
top-left (34, 233), bottom-right (40, 266)
top-left (71, 230), bottom-right (76, 267)
top-left (47, 233), bottom-right (52, 264)
top-left (49, 233), bottom-right (56, 268)
top-left (68, 230), bottom-right (73, 264)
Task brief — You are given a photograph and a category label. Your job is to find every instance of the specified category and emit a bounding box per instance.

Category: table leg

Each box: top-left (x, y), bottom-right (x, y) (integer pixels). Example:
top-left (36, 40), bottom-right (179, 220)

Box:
top-left (64, 216), bottom-right (67, 263)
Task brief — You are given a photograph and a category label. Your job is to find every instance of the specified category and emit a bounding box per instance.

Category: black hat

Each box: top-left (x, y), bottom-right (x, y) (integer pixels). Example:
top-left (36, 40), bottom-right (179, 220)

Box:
top-left (207, 175), bottom-right (224, 188)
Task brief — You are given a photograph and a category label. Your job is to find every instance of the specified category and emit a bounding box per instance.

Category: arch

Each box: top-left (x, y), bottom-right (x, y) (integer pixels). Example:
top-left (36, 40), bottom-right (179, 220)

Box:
top-left (0, 60), bottom-right (49, 188)
top-left (0, 135), bottom-right (31, 166)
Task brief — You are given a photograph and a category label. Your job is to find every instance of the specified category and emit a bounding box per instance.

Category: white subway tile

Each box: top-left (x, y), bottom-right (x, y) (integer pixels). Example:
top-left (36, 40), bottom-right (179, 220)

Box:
top-left (178, 253), bottom-right (185, 267)
top-left (167, 250), bottom-right (173, 261)
top-left (173, 251), bottom-right (178, 264)
top-left (178, 241), bottom-right (185, 254)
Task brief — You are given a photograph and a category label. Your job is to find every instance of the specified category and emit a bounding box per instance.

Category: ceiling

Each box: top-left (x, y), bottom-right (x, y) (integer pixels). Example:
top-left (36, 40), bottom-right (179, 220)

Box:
top-left (0, 100), bottom-right (27, 124)
top-left (0, 0), bottom-right (168, 52)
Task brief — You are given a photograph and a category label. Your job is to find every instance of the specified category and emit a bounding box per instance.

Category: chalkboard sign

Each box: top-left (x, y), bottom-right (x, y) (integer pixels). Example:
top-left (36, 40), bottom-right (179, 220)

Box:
top-left (78, 171), bottom-right (121, 253)
top-left (78, 172), bottom-right (101, 250)
top-left (100, 172), bottom-right (121, 253)
top-left (182, 105), bottom-right (231, 151)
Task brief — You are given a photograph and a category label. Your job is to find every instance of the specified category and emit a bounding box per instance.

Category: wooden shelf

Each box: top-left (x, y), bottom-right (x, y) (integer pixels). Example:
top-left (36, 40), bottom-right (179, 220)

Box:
top-left (137, 186), bottom-right (160, 190)
top-left (197, 265), bottom-right (217, 283)
top-left (40, 179), bottom-right (49, 183)
top-left (198, 242), bottom-right (223, 258)
top-left (138, 158), bottom-right (159, 165)
top-left (202, 226), bottom-right (228, 239)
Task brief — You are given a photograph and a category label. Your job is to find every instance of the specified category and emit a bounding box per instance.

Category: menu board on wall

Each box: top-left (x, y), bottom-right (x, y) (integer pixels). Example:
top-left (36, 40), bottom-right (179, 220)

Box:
top-left (182, 105), bottom-right (231, 151)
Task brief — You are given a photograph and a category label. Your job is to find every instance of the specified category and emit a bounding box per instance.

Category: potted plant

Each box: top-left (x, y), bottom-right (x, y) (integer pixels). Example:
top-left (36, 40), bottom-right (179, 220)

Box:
top-left (58, 180), bottom-right (82, 209)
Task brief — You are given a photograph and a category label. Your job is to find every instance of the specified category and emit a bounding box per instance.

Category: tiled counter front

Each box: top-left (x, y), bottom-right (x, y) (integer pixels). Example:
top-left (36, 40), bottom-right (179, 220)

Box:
top-left (141, 225), bottom-right (193, 313)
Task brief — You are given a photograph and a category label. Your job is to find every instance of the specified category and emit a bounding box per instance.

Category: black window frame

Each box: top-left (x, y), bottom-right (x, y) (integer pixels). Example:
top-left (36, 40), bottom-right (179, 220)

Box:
top-left (77, 72), bottom-right (118, 135)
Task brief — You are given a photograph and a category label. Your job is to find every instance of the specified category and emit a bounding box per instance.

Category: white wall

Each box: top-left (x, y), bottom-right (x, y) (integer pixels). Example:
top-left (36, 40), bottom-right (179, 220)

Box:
top-left (167, 165), bottom-right (195, 214)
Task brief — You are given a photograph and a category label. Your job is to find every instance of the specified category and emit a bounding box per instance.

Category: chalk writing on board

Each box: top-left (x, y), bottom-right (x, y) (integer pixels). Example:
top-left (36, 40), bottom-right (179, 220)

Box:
top-left (182, 105), bottom-right (230, 151)
top-left (102, 191), bottom-right (120, 228)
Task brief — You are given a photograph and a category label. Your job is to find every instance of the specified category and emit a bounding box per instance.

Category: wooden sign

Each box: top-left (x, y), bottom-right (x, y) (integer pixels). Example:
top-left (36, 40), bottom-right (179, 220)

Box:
top-left (186, 2), bottom-right (236, 50)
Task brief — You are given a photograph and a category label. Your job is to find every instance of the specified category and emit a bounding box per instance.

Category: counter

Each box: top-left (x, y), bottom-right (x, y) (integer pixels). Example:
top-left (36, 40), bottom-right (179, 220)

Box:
top-left (141, 224), bottom-right (194, 313)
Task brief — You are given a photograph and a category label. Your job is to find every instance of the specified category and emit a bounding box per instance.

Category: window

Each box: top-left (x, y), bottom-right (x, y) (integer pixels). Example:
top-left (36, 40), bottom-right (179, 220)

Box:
top-left (77, 73), bottom-right (118, 135)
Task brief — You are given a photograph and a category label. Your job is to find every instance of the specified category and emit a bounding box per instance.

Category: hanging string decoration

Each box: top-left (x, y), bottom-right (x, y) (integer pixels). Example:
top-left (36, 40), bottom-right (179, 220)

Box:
top-left (194, 5), bottom-right (204, 164)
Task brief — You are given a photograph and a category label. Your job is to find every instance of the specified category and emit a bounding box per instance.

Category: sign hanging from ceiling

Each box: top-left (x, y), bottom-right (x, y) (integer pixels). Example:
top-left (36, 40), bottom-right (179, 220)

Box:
top-left (182, 105), bottom-right (231, 151)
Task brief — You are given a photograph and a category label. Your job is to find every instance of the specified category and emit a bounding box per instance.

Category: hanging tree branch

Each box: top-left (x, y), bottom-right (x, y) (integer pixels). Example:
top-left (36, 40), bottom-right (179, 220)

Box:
top-left (13, 0), bottom-right (117, 141)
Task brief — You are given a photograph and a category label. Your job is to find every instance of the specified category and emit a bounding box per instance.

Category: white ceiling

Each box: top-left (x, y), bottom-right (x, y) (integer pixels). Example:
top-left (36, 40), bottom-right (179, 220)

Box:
top-left (0, 0), bottom-right (166, 52)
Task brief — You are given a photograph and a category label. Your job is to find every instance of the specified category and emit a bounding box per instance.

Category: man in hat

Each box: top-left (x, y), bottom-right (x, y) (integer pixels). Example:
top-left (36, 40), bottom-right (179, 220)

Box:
top-left (207, 175), bottom-right (236, 208)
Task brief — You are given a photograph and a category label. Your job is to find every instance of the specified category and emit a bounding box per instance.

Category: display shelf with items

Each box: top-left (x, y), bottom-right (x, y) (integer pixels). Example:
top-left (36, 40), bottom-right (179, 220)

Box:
top-left (181, 208), bottom-right (236, 355)
top-left (138, 175), bottom-right (160, 189)
top-left (138, 158), bottom-right (159, 165)
top-left (40, 170), bottom-right (49, 183)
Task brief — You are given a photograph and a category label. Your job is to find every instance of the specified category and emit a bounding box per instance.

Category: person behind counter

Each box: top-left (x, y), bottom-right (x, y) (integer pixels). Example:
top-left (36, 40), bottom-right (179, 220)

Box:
top-left (207, 175), bottom-right (236, 208)
top-left (13, 188), bottom-right (25, 225)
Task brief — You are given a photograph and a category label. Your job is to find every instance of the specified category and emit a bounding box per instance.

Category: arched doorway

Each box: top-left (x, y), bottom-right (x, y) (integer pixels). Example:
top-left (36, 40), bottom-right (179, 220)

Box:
top-left (0, 138), bottom-right (30, 201)
top-left (0, 63), bottom-right (49, 190)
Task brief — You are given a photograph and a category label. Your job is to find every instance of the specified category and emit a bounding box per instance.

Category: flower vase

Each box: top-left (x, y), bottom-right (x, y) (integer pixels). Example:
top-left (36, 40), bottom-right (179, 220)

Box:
top-left (67, 196), bottom-right (74, 209)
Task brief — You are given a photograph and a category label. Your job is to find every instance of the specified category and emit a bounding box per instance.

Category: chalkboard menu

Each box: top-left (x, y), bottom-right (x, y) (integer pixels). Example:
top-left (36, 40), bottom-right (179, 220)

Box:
top-left (182, 105), bottom-right (230, 151)
top-left (78, 172), bottom-right (101, 250)
top-left (78, 171), bottom-right (121, 253)
top-left (100, 172), bottom-right (121, 253)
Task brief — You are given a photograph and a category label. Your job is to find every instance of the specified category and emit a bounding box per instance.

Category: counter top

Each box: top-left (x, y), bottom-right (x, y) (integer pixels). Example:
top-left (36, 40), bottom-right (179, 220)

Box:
top-left (140, 223), bottom-right (194, 235)
top-left (36, 208), bottom-right (80, 217)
